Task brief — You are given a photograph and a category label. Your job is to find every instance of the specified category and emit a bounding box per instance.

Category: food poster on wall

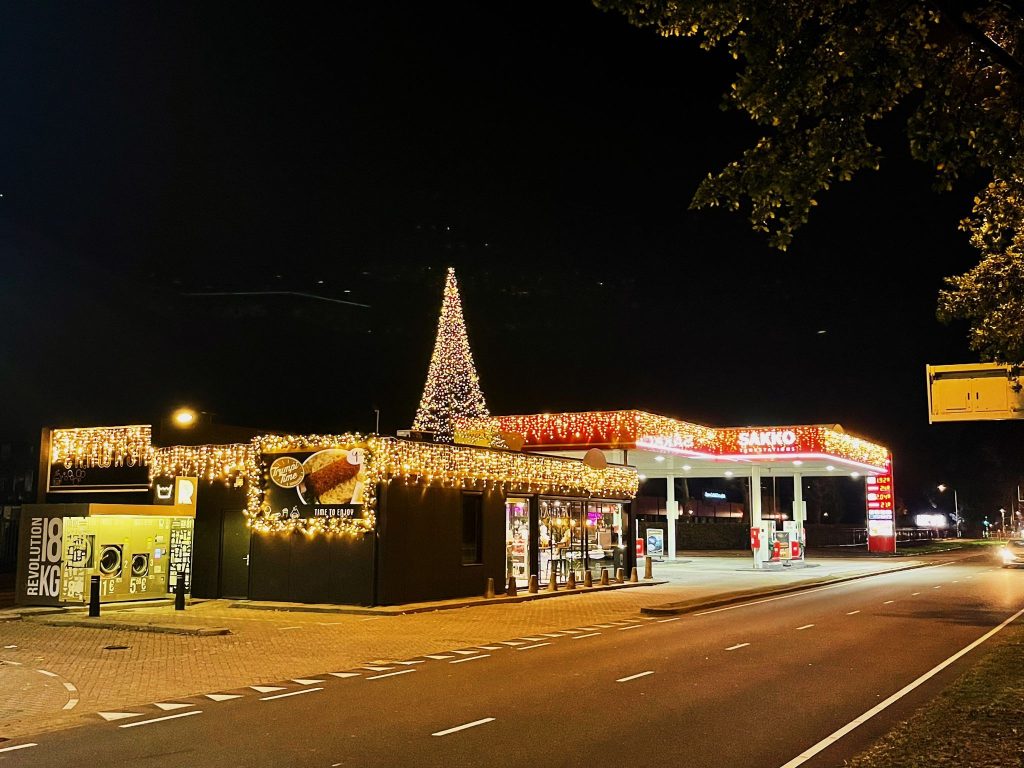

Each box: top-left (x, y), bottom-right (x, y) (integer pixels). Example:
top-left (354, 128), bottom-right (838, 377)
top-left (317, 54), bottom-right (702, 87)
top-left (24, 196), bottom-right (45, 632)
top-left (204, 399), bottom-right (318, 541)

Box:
top-left (60, 517), bottom-right (92, 602)
top-left (262, 445), bottom-right (369, 522)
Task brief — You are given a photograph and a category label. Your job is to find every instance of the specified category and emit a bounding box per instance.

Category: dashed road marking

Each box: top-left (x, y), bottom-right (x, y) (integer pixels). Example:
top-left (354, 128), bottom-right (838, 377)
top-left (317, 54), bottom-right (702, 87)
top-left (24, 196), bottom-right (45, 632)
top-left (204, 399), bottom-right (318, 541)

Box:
top-left (362, 666), bottom-right (393, 672)
top-left (451, 650), bottom-right (479, 656)
top-left (933, 586), bottom-right (942, 589)
top-left (846, 610), bottom-right (860, 615)
top-left (517, 643), bottom-right (550, 651)
top-left (432, 717), bottom-right (495, 737)
top-left (367, 669), bottom-right (416, 680)
top-left (595, 624), bottom-right (615, 628)
top-left (796, 625), bottom-right (814, 631)
top-left (250, 686), bottom-right (286, 694)
top-left (500, 641), bottom-right (526, 646)
top-left (63, 699), bottom-right (79, 710)
top-left (425, 655), bottom-right (454, 660)
top-left (329, 672), bottom-right (361, 678)
top-left (451, 654), bottom-right (490, 664)
top-left (883, 600), bottom-right (894, 605)
top-left (520, 637), bottom-right (544, 641)
top-left (572, 633), bottom-right (601, 640)
top-left (36, 669), bottom-right (58, 677)
top-left (395, 660), bottom-right (425, 666)
top-left (153, 702), bottom-right (192, 711)
top-left (726, 643), bottom-right (750, 651)
top-left (98, 711), bottom-right (143, 722)
top-left (292, 678), bottom-right (325, 685)
top-left (658, 617), bottom-right (681, 623)
top-left (561, 629), bottom-right (582, 634)
top-left (279, 626), bottom-right (302, 631)
top-left (477, 646), bottom-right (502, 650)
top-left (618, 625), bottom-right (642, 631)
top-left (912, 592), bottom-right (921, 596)
top-left (538, 633), bottom-right (564, 638)
top-left (119, 711), bottom-right (202, 728)
top-left (63, 682), bottom-right (77, 692)
top-left (260, 688), bottom-right (322, 701)
top-left (616, 671), bottom-right (654, 683)
top-left (0, 744), bottom-right (37, 753)
top-left (206, 693), bottom-right (243, 701)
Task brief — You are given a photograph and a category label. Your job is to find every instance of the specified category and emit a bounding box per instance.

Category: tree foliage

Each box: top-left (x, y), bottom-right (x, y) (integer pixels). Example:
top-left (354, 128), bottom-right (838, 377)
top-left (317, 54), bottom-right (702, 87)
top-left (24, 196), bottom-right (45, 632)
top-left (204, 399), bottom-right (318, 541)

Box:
top-left (594, 0), bottom-right (1024, 362)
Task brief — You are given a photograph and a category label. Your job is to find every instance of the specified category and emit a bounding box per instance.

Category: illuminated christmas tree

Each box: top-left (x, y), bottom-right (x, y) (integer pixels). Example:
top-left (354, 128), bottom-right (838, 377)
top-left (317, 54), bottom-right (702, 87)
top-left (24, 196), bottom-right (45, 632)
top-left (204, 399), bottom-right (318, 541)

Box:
top-left (412, 267), bottom-right (490, 443)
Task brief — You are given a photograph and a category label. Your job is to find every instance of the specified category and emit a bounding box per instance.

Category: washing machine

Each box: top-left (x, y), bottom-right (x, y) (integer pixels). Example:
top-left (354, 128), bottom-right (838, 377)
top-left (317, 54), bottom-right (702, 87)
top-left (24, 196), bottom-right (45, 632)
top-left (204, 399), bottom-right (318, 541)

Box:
top-left (98, 544), bottom-right (123, 577)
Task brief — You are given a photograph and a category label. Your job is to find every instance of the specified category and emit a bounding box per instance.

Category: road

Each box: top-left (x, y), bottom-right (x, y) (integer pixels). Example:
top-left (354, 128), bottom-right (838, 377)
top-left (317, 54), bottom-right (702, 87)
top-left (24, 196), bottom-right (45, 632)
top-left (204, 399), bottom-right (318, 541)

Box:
top-left (2, 555), bottom-right (1022, 768)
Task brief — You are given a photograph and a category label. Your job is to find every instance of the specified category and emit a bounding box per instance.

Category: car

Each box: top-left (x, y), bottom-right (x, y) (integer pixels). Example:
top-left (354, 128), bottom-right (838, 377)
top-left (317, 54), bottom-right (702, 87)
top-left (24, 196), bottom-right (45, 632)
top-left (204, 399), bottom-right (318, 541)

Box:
top-left (1000, 539), bottom-right (1024, 567)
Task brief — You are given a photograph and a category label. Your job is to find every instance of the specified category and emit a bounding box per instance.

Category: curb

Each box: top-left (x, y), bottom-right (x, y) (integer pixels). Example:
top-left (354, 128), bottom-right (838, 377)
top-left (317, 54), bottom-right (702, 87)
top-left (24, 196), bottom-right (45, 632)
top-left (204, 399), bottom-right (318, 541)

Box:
top-left (640, 561), bottom-right (937, 616)
top-left (34, 617), bottom-right (231, 636)
top-left (230, 580), bottom-right (669, 616)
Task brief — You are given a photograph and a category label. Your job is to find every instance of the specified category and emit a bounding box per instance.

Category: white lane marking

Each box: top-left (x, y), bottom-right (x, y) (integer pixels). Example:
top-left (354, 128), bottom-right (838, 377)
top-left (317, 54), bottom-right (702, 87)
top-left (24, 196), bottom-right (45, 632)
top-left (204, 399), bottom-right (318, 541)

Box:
top-left (279, 626), bottom-right (302, 631)
top-left (63, 698), bottom-right (79, 710)
top-left (520, 637), bottom-right (544, 641)
top-left (883, 600), bottom-right (895, 605)
top-left (539, 633), bottom-right (564, 638)
top-left (964, 576), bottom-right (973, 580)
top-left (3, 645), bottom-right (17, 649)
top-left (260, 688), bottom-right (323, 701)
top-left (329, 672), bottom-right (360, 678)
top-left (3, 660), bottom-right (22, 666)
top-left (595, 624), bottom-right (615, 628)
top-left (0, 744), bottom-right (37, 753)
top-left (360, 617), bottom-right (383, 622)
top-left (912, 592), bottom-right (921, 596)
top-left (451, 650), bottom-right (479, 656)
top-left (250, 686), bottom-right (285, 693)
top-left (119, 710), bottom-right (202, 728)
top-left (933, 585), bottom-right (942, 589)
top-left (641, 616), bottom-right (660, 620)
top-left (206, 693), bottom-right (242, 701)
top-left (36, 669), bottom-right (59, 677)
top-left (477, 646), bottom-right (502, 650)
top-left (796, 624), bottom-right (815, 631)
top-left (952, 580), bottom-right (960, 583)
top-left (362, 666), bottom-right (393, 671)
top-left (98, 711), bottom-right (143, 722)
top-left (658, 617), bottom-right (682, 623)
top-left (616, 671), bottom-right (655, 683)
top-left (778, 604), bottom-right (1024, 768)
top-left (561, 629), bottom-right (582, 634)
top-left (846, 610), bottom-right (860, 615)
top-left (292, 678), bottom-right (325, 684)
top-left (451, 654), bottom-right (490, 664)
top-left (367, 669), bottom-right (416, 680)
top-left (516, 643), bottom-right (550, 651)
top-left (500, 641), bottom-right (526, 646)
top-left (317, 622), bottom-right (345, 626)
top-left (695, 562), bottom-right (956, 617)
top-left (63, 682), bottom-right (77, 692)
top-left (618, 625), bottom-right (642, 631)
top-left (572, 633), bottom-right (601, 640)
top-left (153, 702), bottom-right (192, 711)
top-left (424, 655), bottom-right (455, 660)
top-left (395, 660), bottom-right (425, 666)
top-left (577, 627), bottom-right (600, 631)
top-left (432, 717), bottom-right (495, 737)
top-left (726, 643), bottom-right (750, 651)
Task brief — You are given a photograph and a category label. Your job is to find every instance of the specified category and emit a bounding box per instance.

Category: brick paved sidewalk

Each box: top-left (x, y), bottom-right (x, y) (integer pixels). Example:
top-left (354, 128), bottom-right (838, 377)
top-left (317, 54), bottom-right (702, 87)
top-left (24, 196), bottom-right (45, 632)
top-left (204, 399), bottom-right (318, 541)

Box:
top-left (0, 556), bottom-right (929, 740)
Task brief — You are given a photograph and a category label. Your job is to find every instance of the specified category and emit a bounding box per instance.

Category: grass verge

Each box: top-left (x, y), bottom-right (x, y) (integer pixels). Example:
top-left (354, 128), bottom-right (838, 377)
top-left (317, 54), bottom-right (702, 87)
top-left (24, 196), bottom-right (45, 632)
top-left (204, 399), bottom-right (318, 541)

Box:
top-left (846, 622), bottom-right (1024, 767)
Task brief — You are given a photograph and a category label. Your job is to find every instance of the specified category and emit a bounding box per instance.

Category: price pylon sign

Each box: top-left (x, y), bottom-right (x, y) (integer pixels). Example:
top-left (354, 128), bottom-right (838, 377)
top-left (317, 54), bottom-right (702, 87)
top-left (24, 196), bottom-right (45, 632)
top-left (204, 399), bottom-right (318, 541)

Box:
top-left (866, 455), bottom-right (896, 554)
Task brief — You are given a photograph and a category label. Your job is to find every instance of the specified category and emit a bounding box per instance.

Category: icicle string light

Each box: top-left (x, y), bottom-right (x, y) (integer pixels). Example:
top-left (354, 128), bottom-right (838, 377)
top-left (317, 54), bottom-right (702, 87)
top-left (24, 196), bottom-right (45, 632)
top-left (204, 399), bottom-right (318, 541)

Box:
top-left (50, 426), bottom-right (153, 469)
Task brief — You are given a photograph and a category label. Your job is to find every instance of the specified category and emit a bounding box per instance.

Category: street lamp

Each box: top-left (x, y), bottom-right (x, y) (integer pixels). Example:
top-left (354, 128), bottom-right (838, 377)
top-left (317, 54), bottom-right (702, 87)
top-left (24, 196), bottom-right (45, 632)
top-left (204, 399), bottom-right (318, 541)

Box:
top-left (999, 508), bottom-right (1007, 538)
top-left (938, 484), bottom-right (961, 538)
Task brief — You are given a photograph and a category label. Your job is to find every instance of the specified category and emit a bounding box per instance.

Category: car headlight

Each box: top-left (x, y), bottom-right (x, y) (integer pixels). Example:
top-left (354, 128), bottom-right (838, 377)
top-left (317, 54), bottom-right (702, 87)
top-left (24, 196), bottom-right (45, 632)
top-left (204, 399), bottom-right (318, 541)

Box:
top-left (1002, 548), bottom-right (1015, 564)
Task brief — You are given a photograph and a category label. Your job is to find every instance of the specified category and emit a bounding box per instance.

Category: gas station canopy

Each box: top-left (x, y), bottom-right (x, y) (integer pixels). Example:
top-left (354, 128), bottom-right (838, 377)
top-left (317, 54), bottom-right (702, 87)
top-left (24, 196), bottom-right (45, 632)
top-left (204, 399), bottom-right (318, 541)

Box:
top-left (474, 410), bottom-right (890, 477)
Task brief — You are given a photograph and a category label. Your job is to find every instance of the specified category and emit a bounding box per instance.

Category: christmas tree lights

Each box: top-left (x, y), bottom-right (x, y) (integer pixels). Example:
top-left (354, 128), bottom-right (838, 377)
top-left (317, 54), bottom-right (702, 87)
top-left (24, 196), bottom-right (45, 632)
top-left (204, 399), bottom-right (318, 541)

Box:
top-left (412, 267), bottom-right (490, 443)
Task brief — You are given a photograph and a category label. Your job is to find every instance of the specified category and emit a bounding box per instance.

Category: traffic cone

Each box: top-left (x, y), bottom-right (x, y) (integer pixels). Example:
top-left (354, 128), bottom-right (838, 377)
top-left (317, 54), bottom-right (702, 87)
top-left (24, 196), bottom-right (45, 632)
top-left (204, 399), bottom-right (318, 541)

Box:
top-left (629, 567), bottom-right (639, 583)
top-left (644, 556), bottom-right (654, 580)
top-left (584, 571), bottom-right (593, 588)
top-left (566, 571), bottom-right (577, 590)
top-left (507, 576), bottom-right (518, 597)
top-left (600, 568), bottom-right (609, 586)
top-left (528, 575), bottom-right (538, 594)
top-left (484, 577), bottom-right (495, 598)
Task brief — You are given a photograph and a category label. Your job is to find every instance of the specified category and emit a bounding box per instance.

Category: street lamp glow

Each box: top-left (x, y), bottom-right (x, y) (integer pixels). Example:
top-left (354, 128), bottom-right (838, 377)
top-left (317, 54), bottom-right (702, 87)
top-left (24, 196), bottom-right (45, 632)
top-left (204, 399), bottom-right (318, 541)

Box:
top-left (172, 408), bottom-right (197, 427)
top-left (654, 455), bottom-right (665, 463)
top-left (938, 483), bottom-right (948, 493)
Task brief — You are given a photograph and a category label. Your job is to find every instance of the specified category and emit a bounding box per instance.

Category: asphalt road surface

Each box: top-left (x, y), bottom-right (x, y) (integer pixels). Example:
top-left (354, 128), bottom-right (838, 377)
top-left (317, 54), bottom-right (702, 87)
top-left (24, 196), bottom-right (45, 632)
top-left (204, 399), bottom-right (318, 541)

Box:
top-left (2, 555), bottom-right (1022, 768)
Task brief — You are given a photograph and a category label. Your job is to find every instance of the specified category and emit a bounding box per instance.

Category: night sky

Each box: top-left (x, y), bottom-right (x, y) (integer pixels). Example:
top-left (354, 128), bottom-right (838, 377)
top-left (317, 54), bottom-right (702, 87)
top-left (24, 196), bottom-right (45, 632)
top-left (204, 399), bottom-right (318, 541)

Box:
top-left (2, 2), bottom-right (1020, 518)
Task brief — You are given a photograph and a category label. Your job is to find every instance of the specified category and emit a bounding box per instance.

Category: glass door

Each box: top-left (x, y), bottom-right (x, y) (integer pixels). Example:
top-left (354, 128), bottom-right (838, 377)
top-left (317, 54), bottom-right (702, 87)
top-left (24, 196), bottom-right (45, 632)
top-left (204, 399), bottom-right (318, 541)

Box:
top-left (505, 497), bottom-right (530, 588)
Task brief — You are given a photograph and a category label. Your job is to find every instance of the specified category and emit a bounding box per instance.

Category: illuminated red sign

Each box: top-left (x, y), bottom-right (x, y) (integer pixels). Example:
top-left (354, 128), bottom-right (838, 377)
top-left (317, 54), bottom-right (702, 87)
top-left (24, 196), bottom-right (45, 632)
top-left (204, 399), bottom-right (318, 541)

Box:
top-left (866, 456), bottom-right (896, 553)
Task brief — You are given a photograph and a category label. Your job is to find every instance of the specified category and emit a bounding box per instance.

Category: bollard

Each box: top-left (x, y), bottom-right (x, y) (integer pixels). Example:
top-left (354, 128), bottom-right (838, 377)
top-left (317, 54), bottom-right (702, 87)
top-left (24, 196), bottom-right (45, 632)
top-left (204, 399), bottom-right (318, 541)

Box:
top-left (89, 575), bottom-right (101, 617)
top-left (615, 568), bottom-right (624, 584)
top-left (566, 571), bottom-right (576, 590)
top-left (644, 555), bottom-right (654, 580)
top-left (629, 567), bottom-right (639, 583)
top-left (174, 575), bottom-right (186, 611)
top-left (547, 572), bottom-right (558, 592)
top-left (484, 577), bottom-right (495, 599)
top-left (583, 571), bottom-right (593, 588)
top-left (528, 574), bottom-right (538, 594)
top-left (600, 568), bottom-right (609, 586)
top-left (507, 576), bottom-right (518, 598)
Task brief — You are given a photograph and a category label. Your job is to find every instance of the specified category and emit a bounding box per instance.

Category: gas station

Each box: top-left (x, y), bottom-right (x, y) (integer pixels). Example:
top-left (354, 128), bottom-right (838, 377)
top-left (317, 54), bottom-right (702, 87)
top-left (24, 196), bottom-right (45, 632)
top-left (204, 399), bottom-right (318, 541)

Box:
top-left (483, 410), bottom-right (895, 567)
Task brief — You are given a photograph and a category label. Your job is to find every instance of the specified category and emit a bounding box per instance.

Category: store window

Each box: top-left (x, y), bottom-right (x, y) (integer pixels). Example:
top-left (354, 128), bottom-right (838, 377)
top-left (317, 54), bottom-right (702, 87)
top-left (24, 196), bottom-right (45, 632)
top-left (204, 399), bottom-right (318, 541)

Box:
top-left (461, 493), bottom-right (483, 565)
top-left (537, 498), bottom-right (625, 584)
top-left (505, 497), bottom-right (530, 585)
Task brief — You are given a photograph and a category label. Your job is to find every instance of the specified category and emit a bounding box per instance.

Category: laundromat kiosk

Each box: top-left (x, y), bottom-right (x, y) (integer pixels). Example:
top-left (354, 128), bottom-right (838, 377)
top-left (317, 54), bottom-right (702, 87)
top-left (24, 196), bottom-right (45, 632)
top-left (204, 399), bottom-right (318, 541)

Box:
top-left (15, 477), bottom-right (197, 607)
